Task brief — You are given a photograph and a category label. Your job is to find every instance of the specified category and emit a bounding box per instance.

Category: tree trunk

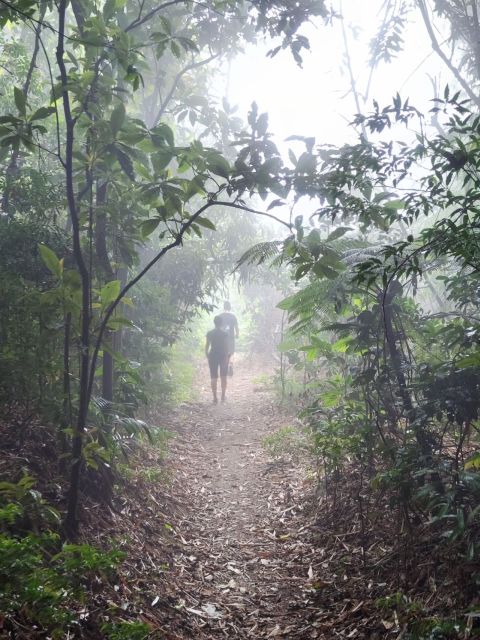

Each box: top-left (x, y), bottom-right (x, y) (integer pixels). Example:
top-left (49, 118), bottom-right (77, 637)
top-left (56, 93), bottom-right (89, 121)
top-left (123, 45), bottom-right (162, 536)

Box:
top-left (382, 285), bottom-right (433, 459)
top-left (56, 0), bottom-right (91, 539)
top-left (60, 312), bottom-right (72, 473)
top-left (95, 180), bottom-right (115, 406)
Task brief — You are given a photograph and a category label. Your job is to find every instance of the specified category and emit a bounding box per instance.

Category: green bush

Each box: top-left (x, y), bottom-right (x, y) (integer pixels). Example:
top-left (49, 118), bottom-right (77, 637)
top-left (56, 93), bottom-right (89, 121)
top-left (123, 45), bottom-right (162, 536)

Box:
top-left (0, 478), bottom-right (125, 637)
top-left (0, 530), bottom-right (125, 636)
top-left (101, 621), bottom-right (151, 640)
top-left (262, 425), bottom-right (306, 460)
top-left (0, 475), bottom-right (60, 532)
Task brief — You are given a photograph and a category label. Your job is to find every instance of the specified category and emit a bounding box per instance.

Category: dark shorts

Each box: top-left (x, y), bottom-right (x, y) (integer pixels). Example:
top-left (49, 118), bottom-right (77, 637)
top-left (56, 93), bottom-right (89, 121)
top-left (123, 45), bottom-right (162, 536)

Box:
top-left (208, 354), bottom-right (228, 379)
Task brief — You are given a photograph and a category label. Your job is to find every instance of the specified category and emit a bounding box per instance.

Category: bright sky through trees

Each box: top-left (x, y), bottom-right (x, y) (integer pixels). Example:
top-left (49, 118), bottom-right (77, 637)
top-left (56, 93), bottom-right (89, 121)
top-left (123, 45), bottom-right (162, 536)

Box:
top-left (228, 0), bottom-right (449, 151)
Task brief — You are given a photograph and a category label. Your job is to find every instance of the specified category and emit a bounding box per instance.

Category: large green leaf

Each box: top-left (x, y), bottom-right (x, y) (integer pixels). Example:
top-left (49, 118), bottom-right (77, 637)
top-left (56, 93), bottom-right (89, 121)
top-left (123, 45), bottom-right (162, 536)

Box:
top-left (152, 150), bottom-right (173, 172)
top-left (327, 226), bottom-right (351, 242)
top-left (141, 218), bottom-right (161, 238)
top-left (194, 216), bottom-right (216, 231)
top-left (277, 294), bottom-right (296, 311)
top-left (38, 244), bottom-right (62, 278)
top-left (113, 146), bottom-right (135, 180)
top-left (30, 107), bottom-right (55, 122)
top-left (101, 280), bottom-right (121, 308)
top-left (103, 0), bottom-right (117, 19)
top-left (207, 155), bottom-right (230, 179)
top-left (384, 199), bottom-right (405, 210)
top-left (14, 87), bottom-right (26, 116)
top-left (151, 123), bottom-right (174, 147)
top-left (110, 102), bottom-right (126, 136)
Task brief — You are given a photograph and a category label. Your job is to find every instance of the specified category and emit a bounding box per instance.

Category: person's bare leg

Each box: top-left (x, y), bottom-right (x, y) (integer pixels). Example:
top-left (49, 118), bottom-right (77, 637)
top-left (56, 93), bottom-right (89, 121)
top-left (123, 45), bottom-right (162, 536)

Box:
top-left (211, 377), bottom-right (218, 404)
top-left (220, 375), bottom-right (227, 402)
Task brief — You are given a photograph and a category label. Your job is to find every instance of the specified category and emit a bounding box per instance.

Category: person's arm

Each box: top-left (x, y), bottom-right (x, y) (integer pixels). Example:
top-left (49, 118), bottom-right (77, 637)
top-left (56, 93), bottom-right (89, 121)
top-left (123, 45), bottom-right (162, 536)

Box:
top-left (234, 315), bottom-right (239, 338)
top-left (205, 335), bottom-right (210, 358)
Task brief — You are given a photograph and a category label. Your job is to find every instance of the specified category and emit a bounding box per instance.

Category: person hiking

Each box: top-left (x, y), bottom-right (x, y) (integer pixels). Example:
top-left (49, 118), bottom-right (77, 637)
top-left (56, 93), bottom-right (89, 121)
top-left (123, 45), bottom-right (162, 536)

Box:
top-left (205, 315), bottom-right (229, 404)
top-left (218, 301), bottom-right (239, 376)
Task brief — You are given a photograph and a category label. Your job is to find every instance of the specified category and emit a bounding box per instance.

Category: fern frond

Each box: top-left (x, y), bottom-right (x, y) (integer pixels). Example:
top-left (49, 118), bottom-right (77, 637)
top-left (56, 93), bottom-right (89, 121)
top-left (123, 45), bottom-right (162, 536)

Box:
top-left (278, 279), bottom-right (336, 334)
top-left (341, 246), bottom-right (382, 267)
top-left (236, 240), bottom-right (283, 269)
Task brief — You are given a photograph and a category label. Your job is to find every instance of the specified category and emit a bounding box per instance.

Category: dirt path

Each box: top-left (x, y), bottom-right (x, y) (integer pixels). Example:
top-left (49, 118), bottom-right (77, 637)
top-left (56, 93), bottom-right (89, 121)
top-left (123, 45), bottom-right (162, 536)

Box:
top-left (155, 356), bottom-right (325, 639)
top-left (110, 357), bottom-right (438, 639)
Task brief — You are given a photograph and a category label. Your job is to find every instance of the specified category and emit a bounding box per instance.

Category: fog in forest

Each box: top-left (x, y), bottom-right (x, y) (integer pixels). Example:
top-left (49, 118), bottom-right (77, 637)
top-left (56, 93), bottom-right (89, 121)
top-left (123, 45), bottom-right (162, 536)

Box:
top-left (1, 0), bottom-right (480, 638)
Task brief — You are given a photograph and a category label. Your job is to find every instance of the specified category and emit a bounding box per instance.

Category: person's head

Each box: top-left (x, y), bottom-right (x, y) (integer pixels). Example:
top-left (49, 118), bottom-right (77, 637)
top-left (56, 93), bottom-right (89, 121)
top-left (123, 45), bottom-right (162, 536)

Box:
top-left (213, 315), bottom-right (223, 328)
top-left (223, 300), bottom-right (231, 311)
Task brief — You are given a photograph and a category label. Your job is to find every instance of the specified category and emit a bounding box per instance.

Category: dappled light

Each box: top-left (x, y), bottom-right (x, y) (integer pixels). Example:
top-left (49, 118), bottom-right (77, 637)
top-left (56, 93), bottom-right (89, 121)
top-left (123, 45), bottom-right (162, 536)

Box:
top-left (1, 0), bottom-right (480, 638)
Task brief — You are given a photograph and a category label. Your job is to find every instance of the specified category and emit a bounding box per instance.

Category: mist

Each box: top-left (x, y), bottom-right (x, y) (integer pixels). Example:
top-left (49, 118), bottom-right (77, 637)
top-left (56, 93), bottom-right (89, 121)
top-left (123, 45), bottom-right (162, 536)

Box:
top-left (1, 0), bottom-right (480, 637)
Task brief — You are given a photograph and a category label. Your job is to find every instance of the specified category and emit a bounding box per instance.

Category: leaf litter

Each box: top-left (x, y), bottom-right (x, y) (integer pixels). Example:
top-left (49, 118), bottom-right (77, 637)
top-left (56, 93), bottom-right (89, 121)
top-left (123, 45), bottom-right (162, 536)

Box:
top-left (3, 359), bottom-right (475, 638)
top-left (78, 357), bottom-right (476, 638)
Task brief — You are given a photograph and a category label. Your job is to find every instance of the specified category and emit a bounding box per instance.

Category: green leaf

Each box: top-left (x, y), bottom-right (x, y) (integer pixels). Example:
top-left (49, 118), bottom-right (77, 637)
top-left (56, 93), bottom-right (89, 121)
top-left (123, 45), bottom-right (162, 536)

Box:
top-left (38, 244), bottom-right (62, 278)
top-left (141, 218), bottom-right (161, 238)
top-left (326, 226), bottom-right (351, 242)
top-left (296, 152), bottom-right (316, 173)
top-left (14, 87), bottom-right (26, 116)
top-left (332, 337), bottom-right (351, 353)
top-left (465, 454), bottom-right (480, 471)
top-left (110, 102), bottom-right (126, 136)
top-left (101, 280), bottom-right (121, 307)
top-left (322, 388), bottom-right (342, 408)
top-left (165, 193), bottom-right (183, 215)
top-left (151, 123), bottom-right (174, 147)
top-left (276, 294), bottom-right (296, 311)
top-left (152, 150), bottom-right (173, 172)
top-left (113, 146), bottom-right (135, 180)
top-left (267, 198), bottom-right (284, 210)
top-left (194, 216), bottom-right (216, 231)
top-left (207, 155), bottom-right (230, 179)
top-left (107, 316), bottom-right (134, 330)
top-left (30, 106), bottom-right (55, 121)
top-left (312, 261), bottom-right (339, 279)
top-left (158, 16), bottom-right (172, 34)
top-left (384, 199), bottom-right (405, 210)
top-left (457, 352), bottom-right (480, 368)
top-left (171, 40), bottom-right (181, 58)
top-left (103, 0), bottom-right (117, 19)
top-left (256, 112), bottom-right (268, 136)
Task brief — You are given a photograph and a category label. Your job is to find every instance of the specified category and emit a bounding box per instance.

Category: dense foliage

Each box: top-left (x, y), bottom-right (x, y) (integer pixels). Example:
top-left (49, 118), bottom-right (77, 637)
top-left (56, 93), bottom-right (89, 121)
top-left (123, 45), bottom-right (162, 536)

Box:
top-left (2, 0), bottom-right (480, 636)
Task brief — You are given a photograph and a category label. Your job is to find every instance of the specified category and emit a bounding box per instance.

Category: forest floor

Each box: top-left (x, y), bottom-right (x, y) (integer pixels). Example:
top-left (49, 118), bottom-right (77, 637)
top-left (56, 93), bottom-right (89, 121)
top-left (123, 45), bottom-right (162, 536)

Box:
top-left (92, 356), bottom-right (420, 640)
top-left (148, 356), bottom-right (326, 639)
top-left (3, 357), bottom-right (469, 638)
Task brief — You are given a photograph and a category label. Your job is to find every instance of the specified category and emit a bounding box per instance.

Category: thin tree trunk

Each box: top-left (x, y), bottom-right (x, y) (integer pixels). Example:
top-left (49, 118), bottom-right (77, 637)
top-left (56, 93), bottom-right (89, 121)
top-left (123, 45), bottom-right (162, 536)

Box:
top-left (56, 0), bottom-right (91, 539)
top-left (95, 180), bottom-right (115, 406)
top-left (60, 312), bottom-right (72, 473)
top-left (382, 286), bottom-right (436, 468)
top-left (417, 0), bottom-right (480, 108)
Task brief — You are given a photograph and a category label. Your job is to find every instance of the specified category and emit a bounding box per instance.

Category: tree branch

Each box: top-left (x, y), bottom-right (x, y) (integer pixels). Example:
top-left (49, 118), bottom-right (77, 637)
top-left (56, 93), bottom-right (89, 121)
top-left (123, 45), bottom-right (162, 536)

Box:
top-left (87, 197), bottom-right (216, 404)
top-left (417, 0), bottom-right (480, 108)
top-left (87, 196), bottom-right (292, 404)
top-left (154, 53), bottom-right (220, 125)
top-left (125, 0), bottom-right (187, 32)
top-left (213, 200), bottom-right (293, 231)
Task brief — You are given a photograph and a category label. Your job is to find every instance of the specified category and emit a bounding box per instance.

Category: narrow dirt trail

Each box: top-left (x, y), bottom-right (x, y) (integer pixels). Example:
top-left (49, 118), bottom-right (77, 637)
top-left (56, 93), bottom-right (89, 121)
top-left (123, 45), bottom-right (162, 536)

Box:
top-left (155, 357), bottom-right (326, 639)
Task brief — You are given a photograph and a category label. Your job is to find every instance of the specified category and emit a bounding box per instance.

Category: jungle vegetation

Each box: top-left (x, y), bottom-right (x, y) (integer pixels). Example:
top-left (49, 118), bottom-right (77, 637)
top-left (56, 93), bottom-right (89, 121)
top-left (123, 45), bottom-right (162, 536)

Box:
top-left (2, 0), bottom-right (480, 637)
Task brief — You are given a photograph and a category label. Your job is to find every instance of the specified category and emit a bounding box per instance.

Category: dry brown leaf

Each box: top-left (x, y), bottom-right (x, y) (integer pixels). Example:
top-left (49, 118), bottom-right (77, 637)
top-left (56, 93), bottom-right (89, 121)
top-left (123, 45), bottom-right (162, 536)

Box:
top-left (267, 624), bottom-right (282, 637)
